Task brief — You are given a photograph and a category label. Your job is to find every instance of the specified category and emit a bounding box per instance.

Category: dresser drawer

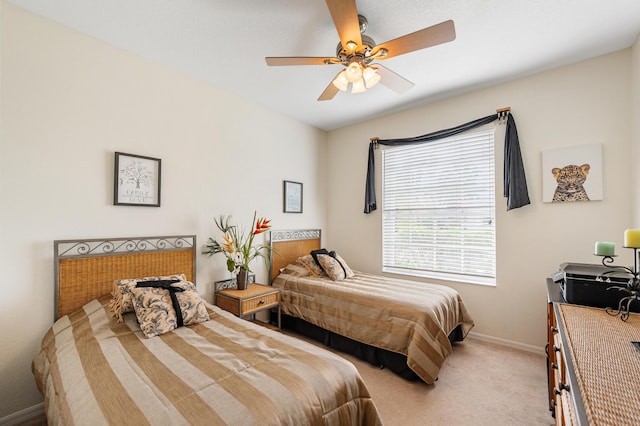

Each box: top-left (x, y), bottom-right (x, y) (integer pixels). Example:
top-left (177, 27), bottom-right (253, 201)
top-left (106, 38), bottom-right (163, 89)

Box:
top-left (559, 389), bottom-right (578, 426)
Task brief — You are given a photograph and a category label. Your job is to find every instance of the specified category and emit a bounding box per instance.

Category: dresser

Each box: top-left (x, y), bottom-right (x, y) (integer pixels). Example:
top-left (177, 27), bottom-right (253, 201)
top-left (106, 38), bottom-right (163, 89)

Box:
top-left (546, 279), bottom-right (640, 425)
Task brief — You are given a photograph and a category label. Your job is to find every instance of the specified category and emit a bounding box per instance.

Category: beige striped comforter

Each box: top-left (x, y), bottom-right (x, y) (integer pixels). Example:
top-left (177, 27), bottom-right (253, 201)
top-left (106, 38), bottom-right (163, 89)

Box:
top-left (32, 295), bottom-right (382, 426)
top-left (272, 271), bottom-right (475, 384)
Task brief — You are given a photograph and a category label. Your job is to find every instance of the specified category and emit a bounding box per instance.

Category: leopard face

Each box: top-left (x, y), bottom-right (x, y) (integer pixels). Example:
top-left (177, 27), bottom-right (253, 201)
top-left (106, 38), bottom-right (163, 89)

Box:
top-left (551, 164), bottom-right (590, 202)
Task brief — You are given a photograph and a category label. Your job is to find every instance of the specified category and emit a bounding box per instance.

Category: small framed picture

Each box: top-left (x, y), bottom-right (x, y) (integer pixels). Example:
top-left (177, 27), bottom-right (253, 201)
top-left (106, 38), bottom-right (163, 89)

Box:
top-left (114, 152), bottom-right (161, 207)
top-left (283, 180), bottom-right (303, 213)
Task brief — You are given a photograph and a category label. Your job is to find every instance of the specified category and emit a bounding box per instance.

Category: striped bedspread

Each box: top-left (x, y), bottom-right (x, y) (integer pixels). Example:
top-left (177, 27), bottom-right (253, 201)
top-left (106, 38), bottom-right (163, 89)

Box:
top-left (32, 295), bottom-right (382, 425)
top-left (272, 271), bottom-right (475, 384)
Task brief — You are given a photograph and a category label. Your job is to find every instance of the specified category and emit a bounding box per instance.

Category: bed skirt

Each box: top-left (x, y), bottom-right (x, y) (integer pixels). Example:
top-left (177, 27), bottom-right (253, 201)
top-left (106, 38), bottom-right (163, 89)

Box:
top-left (274, 312), bottom-right (465, 382)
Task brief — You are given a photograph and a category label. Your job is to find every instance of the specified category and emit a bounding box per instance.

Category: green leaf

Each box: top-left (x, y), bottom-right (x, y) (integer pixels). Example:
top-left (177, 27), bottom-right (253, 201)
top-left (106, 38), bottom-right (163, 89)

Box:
top-left (226, 258), bottom-right (236, 273)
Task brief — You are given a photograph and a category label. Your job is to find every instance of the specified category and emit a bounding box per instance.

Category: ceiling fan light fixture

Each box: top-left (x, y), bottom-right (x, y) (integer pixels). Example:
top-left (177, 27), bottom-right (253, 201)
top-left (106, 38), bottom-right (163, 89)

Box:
top-left (332, 70), bottom-right (349, 91)
top-left (345, 61), bottom-right (363, 83)
top-left (363, 66), bottom-right (381, 88)
top-left (351, 78), bottom-right (366, 94)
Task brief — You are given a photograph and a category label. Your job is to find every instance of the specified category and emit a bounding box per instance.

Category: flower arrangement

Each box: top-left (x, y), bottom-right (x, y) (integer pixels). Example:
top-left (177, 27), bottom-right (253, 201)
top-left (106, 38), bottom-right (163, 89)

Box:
top-left (203, 211), bottom-right (272, 274)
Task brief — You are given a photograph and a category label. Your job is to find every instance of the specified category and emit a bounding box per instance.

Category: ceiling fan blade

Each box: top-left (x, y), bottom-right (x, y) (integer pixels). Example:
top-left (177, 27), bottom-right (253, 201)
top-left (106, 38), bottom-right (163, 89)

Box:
top-left (266, 57), bottom-right (340, 66)
top-left (325, 0), bottom-right (362, 50)
top-left (372, 20), bottom-right (456, 60)
top-left (318, 75), bottom-right (341, 101)
top-left (375, 64), bottom-right (414, 94)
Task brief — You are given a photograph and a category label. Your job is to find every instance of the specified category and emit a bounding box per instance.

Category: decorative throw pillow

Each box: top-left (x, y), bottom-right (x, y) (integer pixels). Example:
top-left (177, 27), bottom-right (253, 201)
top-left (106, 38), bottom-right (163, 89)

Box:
top-left (295, 254), bottom-right (326, 277)
top-left (130, 281), bottom-right (209, 339)
top-left (316, 253), bottom-right (355, 281)
top-left (310, 248), bottom-right (330, 268)
top-left (108, 273), bottom-right (188, 322)
top-left (332, 252), bottom-right (355, 279)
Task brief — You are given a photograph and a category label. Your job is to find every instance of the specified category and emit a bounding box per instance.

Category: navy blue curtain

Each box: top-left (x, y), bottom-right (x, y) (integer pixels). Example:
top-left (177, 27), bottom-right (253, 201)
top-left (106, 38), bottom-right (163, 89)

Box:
top-left (363, 112), bottom-right (530, 213)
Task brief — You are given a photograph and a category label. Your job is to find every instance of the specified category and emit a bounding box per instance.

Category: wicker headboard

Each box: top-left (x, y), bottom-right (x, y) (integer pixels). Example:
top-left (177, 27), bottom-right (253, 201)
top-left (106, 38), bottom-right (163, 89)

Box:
top-left (269, 229), bottom-right (321, 283)
top-left (53, 235), bottom-right (196, 320)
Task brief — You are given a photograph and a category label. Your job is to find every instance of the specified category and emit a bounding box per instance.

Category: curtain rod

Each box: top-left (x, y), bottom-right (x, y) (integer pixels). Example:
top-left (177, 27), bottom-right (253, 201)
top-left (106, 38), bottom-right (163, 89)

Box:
top-left (370, 107), bottom-right (512, 143)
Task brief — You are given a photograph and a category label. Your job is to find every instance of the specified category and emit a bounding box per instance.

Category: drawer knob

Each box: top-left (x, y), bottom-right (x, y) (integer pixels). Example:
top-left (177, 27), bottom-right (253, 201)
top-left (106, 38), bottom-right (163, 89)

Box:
top-left (551, 363), bottom-right (558, 370)
top-left (551, 327), bottom-right (558, 334)
top-left (554, 382), bottom-right (571, 395)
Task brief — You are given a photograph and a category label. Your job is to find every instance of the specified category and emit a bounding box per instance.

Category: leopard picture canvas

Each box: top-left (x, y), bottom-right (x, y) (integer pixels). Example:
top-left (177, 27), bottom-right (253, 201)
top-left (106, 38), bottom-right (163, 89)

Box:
top-left (542, 144), bottom-right (603, 203)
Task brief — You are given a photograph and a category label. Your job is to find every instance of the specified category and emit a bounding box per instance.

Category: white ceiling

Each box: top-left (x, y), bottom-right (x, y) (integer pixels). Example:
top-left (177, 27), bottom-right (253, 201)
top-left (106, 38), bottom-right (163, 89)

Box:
top-left (8, 0), bottom-right (640, 131)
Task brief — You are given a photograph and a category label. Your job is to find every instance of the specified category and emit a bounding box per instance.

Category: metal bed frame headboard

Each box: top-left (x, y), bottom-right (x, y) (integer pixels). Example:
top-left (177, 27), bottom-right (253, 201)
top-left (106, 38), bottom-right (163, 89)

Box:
top-left (53, 235), bottom-right (196, 321)
top-left (269, 229), bottom-right (321, 284)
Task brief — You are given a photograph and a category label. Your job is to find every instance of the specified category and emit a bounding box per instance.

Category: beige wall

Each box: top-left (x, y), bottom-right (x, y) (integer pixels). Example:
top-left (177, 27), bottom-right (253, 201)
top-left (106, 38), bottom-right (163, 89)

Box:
top-left (0, 3), bottom-right (327, 418)
top-left (326, 48), bottom-right (634, 350)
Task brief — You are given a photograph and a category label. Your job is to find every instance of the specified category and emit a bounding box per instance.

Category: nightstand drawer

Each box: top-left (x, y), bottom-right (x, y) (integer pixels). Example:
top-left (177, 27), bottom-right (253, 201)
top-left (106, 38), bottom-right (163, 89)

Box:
top-left (241, 292), bottom-right (279, 316)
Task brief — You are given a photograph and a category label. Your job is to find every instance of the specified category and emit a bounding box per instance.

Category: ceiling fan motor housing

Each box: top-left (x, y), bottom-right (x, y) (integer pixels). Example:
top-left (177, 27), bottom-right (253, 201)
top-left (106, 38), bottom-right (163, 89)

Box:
top-left (336, 34), bottom-right (376, 63)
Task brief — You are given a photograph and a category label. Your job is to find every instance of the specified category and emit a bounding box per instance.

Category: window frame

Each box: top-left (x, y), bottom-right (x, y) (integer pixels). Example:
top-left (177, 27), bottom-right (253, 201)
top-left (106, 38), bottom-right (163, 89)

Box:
top-left (381, 128), bottom-right (497, 286)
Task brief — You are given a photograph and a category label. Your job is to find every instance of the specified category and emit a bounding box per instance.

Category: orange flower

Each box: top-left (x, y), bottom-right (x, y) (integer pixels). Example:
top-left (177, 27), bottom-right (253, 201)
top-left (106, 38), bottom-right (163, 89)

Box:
top-left (253, 217), bottom-right (272, 235)
top-left (222, 232), bottom-right (235, 253)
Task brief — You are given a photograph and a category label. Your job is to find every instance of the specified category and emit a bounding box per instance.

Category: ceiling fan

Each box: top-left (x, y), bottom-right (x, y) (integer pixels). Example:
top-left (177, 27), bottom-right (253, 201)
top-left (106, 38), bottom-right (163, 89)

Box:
top-left (265, 0), bottom-right (456, 101)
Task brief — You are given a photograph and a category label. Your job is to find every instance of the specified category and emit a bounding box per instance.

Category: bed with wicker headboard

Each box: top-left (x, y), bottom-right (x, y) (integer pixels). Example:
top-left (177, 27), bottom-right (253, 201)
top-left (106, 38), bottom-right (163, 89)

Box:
top-left (269, 229), bottom-right (475, 384)
top-left (33, 235), bottom-right (381, 425)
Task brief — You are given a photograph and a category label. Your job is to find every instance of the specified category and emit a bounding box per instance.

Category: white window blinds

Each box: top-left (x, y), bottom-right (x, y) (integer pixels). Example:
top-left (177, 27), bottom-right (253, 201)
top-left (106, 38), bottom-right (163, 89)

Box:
top-left (382, 129), bottom-right (496, 285)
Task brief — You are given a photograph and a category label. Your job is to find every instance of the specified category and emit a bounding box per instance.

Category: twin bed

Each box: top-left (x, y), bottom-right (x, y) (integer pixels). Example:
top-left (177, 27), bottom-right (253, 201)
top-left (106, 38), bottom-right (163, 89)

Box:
top-left (34, 235), bottom-right (381, 425)
top-left (33, 231), bottom-right (474, 425)
top-left (269, 230), bottom-right (474, 384)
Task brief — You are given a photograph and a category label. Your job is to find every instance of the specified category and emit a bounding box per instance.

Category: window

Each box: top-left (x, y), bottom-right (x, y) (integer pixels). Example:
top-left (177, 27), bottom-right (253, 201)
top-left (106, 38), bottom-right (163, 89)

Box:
top-left (382, 129), bottom-right (496, 286)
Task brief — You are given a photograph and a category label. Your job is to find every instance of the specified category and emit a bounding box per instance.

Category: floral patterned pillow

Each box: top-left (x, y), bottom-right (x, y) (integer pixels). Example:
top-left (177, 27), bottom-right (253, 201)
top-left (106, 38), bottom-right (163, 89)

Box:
top-left (316, 253), bottom-right (355, 281)
top-left (333, 253), bottom-right (355, 278)
top-left (108, 274), bottom-right (189, 322)
top-left (295, 254), bottom-right (327, 277)
top-left (130, 281), bottom-right (209, 338)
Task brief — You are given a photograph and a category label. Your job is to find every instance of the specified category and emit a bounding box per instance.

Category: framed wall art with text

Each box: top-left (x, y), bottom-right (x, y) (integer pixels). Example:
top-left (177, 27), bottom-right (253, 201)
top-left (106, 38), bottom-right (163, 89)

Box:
top-left (114, 152), bottom-right (161, 207)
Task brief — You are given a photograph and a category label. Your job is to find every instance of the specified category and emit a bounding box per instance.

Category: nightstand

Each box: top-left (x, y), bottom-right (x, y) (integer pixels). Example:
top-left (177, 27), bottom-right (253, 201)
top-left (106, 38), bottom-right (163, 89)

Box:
top-left (215, 283), bottom-right (281, 330)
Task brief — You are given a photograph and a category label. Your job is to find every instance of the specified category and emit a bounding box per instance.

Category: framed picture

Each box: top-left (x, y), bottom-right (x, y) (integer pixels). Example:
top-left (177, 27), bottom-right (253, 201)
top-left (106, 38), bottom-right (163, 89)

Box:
top-left (283, 180), bottom-right (303, 213)
top-left (542, 144), bottom-right (603, 203)
top-left (114, 152), bottom-right (161, 207)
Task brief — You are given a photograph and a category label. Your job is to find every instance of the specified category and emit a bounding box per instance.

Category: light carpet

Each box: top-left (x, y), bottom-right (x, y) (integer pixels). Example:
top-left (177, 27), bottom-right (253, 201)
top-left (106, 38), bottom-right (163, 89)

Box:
top-left (299, 334), bottom-right (555, 426)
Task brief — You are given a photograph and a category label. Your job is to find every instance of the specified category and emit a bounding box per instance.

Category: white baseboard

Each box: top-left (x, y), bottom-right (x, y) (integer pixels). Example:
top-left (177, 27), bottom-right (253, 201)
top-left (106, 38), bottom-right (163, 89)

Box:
top-left (0, 402), bottom-right (44, 426)
top-left (467, 331), bottom-right (545, 355)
